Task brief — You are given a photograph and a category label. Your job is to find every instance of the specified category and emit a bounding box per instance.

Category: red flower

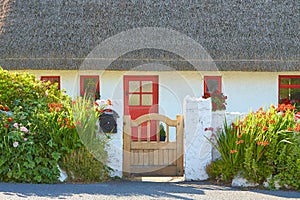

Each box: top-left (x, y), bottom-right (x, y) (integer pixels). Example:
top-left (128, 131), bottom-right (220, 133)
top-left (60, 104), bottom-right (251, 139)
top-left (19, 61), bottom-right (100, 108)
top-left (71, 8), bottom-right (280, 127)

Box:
top-left (268, 120), bottom-right (276, 124)
top-left (107, 99), bottom-right (112, 106)
top-left (4, 106), bottom-right (9, 112)
top-left (5, 124), bottom-right (9, 129)
top-left (262, 141), bottom-right (269, 146)
top-left (262, 126), bottom-right (268, 131)
top-left (7, 117), bottom-right (13, 123)
top-left (204, 127), bottom-right (214, 131)
top-left (295, 124), bottom-right (300, 132)
top-left (236, 140), bottom-right (244, 145)
top-left (257, 141), bottom-right (269, 146)
top-left (230, 149), bottom-right (238, 154)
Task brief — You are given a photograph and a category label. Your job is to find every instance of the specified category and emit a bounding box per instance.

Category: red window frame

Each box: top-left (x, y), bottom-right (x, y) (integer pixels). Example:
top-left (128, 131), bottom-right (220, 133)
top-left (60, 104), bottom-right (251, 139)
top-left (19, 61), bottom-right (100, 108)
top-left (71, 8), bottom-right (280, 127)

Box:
top-left (40, 76), bottom-right (61, 90)
top-left (204, 76), bottom-right (222, 94)
top-left (80, 75), bottom-right (100, 99)
top-left (278, 75), bottom-right (300, 104)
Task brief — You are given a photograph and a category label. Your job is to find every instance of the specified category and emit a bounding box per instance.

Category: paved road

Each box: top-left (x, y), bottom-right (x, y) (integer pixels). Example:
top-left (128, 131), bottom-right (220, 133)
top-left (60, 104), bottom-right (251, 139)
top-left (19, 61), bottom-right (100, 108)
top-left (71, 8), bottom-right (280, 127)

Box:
top-left (0, 180), bottom-right (299, 200)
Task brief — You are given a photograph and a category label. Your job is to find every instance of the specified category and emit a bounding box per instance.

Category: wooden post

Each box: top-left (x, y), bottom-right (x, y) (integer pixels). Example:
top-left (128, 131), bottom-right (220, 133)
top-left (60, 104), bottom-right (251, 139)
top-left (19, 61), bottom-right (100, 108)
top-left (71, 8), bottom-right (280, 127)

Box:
top-left (176, 115), bottom-right (184, 176)
top-left (123, 115), bottom-right (131, 177)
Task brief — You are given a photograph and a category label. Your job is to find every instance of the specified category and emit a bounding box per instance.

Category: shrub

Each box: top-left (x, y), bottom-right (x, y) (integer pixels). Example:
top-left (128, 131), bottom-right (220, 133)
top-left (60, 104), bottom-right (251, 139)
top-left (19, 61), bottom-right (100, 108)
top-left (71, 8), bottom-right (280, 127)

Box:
top-left (0, 68), bottom-right (111, 183)
top-left (207, 104), bottom-right (300, 189)
top-left (58, 96), bottom-right (112, 182)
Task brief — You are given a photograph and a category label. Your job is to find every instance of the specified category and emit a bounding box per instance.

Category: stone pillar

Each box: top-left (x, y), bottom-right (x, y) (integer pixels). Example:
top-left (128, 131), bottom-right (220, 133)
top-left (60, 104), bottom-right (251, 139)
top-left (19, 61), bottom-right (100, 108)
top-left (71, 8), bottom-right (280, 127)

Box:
top-left (183, 96), bottom-right (212, 181)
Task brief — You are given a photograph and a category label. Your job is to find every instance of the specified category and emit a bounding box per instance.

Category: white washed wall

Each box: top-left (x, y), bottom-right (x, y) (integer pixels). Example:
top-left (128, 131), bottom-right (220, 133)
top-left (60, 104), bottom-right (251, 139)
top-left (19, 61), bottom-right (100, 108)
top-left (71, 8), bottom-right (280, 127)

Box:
top-left (11, 69), bottom-right (300, 177)
top-left (14, 70), bottom-right (300, 113)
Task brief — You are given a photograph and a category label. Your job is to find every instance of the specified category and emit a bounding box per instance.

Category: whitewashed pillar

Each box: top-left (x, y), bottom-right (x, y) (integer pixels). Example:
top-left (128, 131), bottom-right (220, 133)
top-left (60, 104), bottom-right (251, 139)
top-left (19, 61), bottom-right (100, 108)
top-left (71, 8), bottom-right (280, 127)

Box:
top-left (183, 96), bottom-right (212, 180)
top-left (105, 100), bottom-right (123, 177)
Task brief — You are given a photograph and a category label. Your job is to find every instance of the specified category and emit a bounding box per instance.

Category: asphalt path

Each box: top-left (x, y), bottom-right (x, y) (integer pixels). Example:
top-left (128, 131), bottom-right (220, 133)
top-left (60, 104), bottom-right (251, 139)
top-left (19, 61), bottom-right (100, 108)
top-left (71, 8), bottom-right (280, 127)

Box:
top-left (0, 180), bottom-right (299, 200)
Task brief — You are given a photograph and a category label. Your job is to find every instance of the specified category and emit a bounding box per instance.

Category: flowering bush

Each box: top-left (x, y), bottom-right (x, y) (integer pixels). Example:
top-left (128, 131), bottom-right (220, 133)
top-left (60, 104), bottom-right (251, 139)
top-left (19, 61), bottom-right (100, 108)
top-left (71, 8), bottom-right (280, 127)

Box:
top-left (0, 68), bottom-right (110, 183)
top-left (206, 104), bottom-right (300, 190)
top-left (59, 96), bottom-right (112, 182)
top-left (202, 91), bottom-right (227, 111)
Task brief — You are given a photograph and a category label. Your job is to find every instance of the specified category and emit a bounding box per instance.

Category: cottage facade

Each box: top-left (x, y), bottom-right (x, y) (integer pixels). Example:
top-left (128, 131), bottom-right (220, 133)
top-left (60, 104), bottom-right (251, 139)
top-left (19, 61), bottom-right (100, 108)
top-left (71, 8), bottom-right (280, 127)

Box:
top-left (0, 0), bottom-right (299, 178)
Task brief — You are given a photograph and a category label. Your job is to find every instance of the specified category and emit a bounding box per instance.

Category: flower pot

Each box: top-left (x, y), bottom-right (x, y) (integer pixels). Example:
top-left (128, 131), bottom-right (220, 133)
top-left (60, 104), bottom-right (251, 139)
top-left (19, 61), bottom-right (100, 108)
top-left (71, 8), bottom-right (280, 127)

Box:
top-left (160, 136), bottom-right (166, 141)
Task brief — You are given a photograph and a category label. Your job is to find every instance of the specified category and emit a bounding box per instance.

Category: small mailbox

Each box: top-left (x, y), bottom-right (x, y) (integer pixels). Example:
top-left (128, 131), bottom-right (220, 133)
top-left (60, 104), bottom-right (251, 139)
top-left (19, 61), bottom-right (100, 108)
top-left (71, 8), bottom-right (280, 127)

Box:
top-left (99, 109), bottom-right (119, 133)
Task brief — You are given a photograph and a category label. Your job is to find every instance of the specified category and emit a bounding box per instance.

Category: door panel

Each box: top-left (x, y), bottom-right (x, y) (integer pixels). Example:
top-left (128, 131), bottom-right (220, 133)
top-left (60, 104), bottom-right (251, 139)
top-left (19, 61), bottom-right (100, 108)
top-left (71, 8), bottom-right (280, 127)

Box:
top-left (124, 76), bottom-right (158, 141)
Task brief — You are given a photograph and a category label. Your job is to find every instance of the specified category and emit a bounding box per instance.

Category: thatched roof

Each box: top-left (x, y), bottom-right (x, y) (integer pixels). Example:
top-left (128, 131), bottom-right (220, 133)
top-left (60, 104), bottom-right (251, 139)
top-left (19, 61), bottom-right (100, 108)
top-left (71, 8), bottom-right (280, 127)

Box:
top-left (0, 0), bottom-right (299, 71)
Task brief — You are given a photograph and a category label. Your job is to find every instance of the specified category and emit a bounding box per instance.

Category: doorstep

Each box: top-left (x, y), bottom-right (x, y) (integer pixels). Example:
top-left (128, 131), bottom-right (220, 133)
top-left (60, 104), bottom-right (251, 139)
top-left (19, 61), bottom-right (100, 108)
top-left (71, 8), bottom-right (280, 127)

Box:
top-left (128, 176), bottom-right (185, 182)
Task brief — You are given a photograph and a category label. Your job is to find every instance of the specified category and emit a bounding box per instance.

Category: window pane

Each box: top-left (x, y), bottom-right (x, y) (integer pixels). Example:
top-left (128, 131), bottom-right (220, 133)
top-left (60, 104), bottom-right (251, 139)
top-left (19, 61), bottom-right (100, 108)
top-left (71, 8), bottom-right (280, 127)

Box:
top-left (142, 94), bottom-right (152, 106)
top-left (142, 81), bottom-right (152, 92)
top-left (129, 94), bottom-right (140, 106)
top-left (206, 79), bottom-right (219, 93)
top-left (280, 88), bottom-right (300, 104)
top-left (129, 81), bottom-right (140, 92)
top-left (281, 78), bottom-right (300, 85)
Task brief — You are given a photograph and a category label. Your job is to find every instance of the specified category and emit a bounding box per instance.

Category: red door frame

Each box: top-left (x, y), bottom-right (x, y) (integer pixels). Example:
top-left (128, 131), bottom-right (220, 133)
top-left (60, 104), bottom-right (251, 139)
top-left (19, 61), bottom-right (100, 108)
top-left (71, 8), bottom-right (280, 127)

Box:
top-left (124, 75), bottom-right (159, 141)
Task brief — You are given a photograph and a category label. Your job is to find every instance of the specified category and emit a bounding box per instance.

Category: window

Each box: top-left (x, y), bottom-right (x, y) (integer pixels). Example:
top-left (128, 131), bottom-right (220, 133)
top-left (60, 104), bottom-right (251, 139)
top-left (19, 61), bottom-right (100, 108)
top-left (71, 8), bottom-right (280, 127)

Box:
top-left (80, 75), bottom-right (100, 100)
top-left (40, 76), bottom-right (60, 90)
top-left (204, 76), bottom-right (222, 94)
top-left (279, 75), bottom-right (300, 108)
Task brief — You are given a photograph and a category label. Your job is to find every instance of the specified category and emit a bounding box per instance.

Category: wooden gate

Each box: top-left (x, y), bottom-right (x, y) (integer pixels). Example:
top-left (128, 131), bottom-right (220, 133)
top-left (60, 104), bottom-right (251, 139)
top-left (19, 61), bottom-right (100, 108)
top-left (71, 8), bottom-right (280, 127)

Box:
top-left (123, 113), bottom-right (184, 177)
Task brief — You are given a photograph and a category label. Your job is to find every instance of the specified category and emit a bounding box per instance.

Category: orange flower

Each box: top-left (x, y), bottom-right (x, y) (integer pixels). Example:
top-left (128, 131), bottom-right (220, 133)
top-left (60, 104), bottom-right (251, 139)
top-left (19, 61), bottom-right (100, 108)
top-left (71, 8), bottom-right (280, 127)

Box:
top-left (268, 120), bottom-right (276, 124)
top-left (295, 124), bottom-right (300, 132)
top-left (236, 140), bottom-right (244, 145)
top-left (262, 126), bottom-right (268, 131)
top-left (271, 105), bottom-right (275, 109)
top-left (287, 127), bottom-right (293, 131)
top-left (107, 99), bottom-right (112, 106)
top-left (262, 141), bottom-right (269, 146)
top-left (257, 141), bottom-right (269, 146)
top-left (230, 149), bottom-right (238, 154)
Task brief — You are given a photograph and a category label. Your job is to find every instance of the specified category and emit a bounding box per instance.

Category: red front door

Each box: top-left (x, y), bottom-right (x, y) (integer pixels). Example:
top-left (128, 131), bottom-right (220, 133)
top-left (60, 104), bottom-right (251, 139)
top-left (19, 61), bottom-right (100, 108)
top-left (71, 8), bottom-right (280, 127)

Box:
top-left (124, 76), bottom-right (158, 141)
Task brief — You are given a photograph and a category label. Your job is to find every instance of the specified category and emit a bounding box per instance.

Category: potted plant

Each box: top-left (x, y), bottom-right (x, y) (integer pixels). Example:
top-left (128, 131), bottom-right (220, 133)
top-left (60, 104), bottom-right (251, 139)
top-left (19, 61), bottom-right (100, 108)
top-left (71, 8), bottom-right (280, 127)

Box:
top-left (160, 123), bottom-right (166, 141)
top-left (202, 90), bottom-right (227, 111)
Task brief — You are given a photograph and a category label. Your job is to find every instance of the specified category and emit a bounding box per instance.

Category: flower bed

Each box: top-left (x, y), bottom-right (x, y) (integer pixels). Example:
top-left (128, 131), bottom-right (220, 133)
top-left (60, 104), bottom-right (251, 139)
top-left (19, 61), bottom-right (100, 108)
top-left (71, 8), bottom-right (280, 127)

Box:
top-left (206, 104), bottom-right (300, 190)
